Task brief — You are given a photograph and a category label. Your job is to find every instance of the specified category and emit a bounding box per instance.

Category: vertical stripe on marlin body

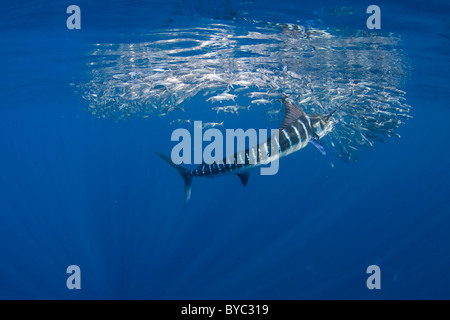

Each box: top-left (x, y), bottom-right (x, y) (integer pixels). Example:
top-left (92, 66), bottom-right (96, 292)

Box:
top-left (156, 95), bottom-right (336, 204)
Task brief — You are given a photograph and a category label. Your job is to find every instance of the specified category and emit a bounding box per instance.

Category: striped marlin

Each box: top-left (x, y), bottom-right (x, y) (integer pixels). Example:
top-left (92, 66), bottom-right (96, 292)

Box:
top-left (157, 95), bottom-right (336, 204)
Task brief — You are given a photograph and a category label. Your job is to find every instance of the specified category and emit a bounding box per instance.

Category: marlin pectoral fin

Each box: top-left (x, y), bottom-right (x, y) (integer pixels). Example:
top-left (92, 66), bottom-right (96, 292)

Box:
top-left (237, 172), bottom-right (250, 186)
top-left (310, 140), bottom-right (326, 155)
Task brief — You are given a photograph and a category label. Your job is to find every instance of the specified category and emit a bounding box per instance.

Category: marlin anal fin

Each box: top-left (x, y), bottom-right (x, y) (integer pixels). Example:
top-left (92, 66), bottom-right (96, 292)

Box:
top-left (155, 152), bottom-right (193, 205)
top-left (237, 172), bottom-right (250, 186)
top-left (280, 95), bottom-right (305, 130)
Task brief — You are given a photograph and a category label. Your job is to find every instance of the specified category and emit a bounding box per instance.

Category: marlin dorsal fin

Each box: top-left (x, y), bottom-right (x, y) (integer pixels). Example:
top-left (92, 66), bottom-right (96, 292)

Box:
top-left (280, 95), bottom-right (305, 130)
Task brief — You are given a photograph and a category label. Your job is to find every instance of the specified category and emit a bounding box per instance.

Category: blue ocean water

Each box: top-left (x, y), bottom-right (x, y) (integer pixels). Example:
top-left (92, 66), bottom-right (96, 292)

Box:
top-left (0, 0), bottom-right (449, 299)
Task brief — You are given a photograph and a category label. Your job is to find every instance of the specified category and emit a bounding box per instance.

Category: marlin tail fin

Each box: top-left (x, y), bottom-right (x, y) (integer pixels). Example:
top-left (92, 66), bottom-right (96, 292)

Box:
top-left (155, 152), bottom-right (193, 205)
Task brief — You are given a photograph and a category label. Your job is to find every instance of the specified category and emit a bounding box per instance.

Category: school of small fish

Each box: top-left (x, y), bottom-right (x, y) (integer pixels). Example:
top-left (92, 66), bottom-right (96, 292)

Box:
top-left (80, 18), bottom-right (411, 159)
